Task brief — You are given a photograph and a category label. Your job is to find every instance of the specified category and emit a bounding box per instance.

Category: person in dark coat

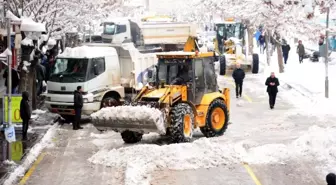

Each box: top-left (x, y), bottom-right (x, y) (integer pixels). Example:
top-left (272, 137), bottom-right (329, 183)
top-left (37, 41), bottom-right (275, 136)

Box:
top-left (282, 41), bottom-right (291, 64)
top-left (297, 40), bottom-right (305, 64)
top-left (73, 86), bottom-right (83, 130)
top-left (36, 62), bottom-right (46, 96)
top-left (265, 72), bottom-right (280, 109)
top-left (232, 63), bottom-right (245, 98)
top-left (258, 34), bottom-right (266, 54)
top-left (3, 68), bottom-right (20, 94)
top-left (20, 91), bottom-right (31, 140)
top-left (326, 173), bottom-right (336, 185)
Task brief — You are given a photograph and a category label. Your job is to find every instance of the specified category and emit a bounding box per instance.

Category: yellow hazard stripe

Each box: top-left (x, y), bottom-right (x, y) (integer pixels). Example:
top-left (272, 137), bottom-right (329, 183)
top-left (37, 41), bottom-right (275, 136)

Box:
top-left (19, 152), bottom-right (46, 185)
top-left (243, 162), bottom-right (263, 185)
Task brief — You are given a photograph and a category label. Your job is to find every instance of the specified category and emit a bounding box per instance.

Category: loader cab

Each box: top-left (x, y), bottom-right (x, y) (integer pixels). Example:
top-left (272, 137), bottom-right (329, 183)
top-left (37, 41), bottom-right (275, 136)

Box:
top-left (155, 53), bottom-right (218, 104)
top-left (215, 21), bottom-right (245, 54)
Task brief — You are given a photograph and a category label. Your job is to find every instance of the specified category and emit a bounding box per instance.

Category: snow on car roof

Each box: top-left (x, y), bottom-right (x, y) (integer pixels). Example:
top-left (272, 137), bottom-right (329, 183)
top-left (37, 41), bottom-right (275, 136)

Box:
top-left (58, 46), bottom-right (118, 59)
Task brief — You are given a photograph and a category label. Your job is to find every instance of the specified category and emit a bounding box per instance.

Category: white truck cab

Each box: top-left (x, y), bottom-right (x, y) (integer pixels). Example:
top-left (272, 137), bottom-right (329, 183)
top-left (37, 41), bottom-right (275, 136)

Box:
top-left (101, 17), bottom-right (196, 51)
top-left (45, 46), bottom-right (125, 118)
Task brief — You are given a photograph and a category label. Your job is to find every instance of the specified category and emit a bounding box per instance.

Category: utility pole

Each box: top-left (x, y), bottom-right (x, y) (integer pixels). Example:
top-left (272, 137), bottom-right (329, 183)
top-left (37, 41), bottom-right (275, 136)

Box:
top-left (4, 0), bottom-right (12, 161)
top-left (325, 7), bottom-right (329, 98)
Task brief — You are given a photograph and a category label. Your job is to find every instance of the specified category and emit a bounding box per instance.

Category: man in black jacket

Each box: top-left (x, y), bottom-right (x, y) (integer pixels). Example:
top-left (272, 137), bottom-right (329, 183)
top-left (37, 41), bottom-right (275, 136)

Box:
top-left (73, 86), bottom-right (83, 130)
top-left (265, 72), bottom-right (280, 109)
top-left (20, 91), bottom-right (31, 140)
top-left (282, 41), bottom-right (291, 64)
top-left (232, 63), bottom-right (245, 98)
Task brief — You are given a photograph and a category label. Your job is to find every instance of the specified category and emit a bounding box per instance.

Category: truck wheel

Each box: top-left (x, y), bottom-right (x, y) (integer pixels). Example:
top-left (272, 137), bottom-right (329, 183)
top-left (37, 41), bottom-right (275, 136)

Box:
top-left (252, 54), bottom-right (259, 74)
top-left (169, 103), bottom-right (194, 143)
top-left (101, 97), bottom-right (120, 108)
top-left (200, 99), bottom-right (229, 137)
top-left (121, 130), bottom-right (143, 144)
top-left (219, 56), bottom-right (226, 76)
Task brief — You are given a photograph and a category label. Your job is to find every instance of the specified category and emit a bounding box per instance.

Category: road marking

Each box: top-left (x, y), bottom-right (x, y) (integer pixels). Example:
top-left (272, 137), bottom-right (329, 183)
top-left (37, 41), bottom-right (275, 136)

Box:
top-left (19, 152), bottom-right (46, 185)
top-left (224, 76), bottom-right (253, 103)
top-left (243, 162), bottom-right (263, 185)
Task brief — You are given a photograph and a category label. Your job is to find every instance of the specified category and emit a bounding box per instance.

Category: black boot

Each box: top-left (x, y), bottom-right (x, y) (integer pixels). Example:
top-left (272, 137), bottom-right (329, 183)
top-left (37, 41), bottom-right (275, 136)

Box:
top-left (73, 123), bottom-right (78, 130)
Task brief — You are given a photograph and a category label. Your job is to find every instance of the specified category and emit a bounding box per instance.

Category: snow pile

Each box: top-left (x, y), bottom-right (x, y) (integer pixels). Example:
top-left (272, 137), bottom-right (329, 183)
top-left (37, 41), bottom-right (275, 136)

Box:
top-left (0, 49), bottom-right (13, 59)
top-left (293, 97), bottom-right (336, 117)
top-left (91, 105), bottom-right (166, 134)
top-left (88, 125), bottom-right (336, 185)
top-left (90, 131), bottom-right (118, 139)
top-left (20, 17), bottom-right (46, 32)
top-left (3, 124), bottom-right (59, 185)
top-left (32, 109), bottom-right (46, 114)
top-left (32, 109), bottom-right (59, 125)
top-left (58, 46), bottom-right (117, 59)
top-left (21, 38), bottom-right (34, 46)
top-left (88, 138), bottom-right (240, 185)
top-left (90, 131), bottom-right (124, 149)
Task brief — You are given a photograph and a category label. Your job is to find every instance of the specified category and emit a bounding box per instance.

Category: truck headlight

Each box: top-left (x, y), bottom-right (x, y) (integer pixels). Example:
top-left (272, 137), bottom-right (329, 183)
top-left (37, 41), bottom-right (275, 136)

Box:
top-left (83, 98), bottom-right (88, 103)
top-left (93, 96), bottom-right (101, 101)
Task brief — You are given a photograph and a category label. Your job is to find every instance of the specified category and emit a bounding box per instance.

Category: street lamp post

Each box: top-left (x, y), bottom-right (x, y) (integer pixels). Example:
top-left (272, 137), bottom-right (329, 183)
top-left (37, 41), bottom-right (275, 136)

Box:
top-left (3, 0), bottom-right (13, 161)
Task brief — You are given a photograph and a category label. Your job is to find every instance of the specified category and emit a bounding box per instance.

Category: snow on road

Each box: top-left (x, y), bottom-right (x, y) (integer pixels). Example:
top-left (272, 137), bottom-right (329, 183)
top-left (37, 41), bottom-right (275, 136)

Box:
top-left (87, 76), bottom-right (336, 185)
top-left (12, 73), bottom-right (336, 185)
top-left (88, 123), bottom-right (336, 185)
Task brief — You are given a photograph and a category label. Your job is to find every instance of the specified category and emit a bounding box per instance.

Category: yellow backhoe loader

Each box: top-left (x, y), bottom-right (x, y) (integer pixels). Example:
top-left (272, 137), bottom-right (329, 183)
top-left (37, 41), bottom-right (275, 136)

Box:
top-left (91, 51), bottom-right (231, 143)
top-left (214, 18), bottom-right (259, 75)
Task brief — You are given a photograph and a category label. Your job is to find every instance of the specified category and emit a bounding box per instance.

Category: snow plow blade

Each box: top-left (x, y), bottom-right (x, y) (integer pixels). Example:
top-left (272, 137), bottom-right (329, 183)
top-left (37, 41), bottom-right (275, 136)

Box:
top-left (91, 105), bottom-right (166, 134)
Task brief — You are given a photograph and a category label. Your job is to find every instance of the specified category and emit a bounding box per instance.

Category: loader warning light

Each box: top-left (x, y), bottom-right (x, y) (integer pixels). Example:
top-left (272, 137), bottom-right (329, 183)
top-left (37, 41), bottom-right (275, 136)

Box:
top-left (225, 18), bottom-right (234, 21)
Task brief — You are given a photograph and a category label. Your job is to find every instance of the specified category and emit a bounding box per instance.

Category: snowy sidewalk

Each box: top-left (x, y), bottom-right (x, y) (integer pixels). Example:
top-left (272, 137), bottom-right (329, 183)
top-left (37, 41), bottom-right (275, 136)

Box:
top-left (259, 45), bottom-right (336, 101)
top-left (1, 110), bottom-right (59, 185)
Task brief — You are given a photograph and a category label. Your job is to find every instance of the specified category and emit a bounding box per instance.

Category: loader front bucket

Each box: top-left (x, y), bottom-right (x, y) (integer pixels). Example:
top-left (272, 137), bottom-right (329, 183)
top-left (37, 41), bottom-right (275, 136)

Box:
top-left (91, 105), bottom-right (166, 134)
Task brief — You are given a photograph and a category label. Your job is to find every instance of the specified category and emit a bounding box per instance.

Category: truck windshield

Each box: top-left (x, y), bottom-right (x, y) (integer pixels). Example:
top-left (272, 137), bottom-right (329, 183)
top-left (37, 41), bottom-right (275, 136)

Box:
top-left (103, 22), bottom-right (116, 35)
top-left (49, 58), bottom-right (88, 83)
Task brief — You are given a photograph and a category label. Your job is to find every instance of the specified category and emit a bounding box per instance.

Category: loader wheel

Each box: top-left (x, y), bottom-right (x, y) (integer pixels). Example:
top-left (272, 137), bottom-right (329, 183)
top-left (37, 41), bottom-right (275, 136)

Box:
top-left (219, 56), bottom-right (226, 76)
top-left (252, 54), bottom-right (259, 74)
top-left (121, 130), bottom-right (143, 144)
top-left (200, 99), bottom-right (229, 137)
top-left (169, 103), bottom-right (194, 143)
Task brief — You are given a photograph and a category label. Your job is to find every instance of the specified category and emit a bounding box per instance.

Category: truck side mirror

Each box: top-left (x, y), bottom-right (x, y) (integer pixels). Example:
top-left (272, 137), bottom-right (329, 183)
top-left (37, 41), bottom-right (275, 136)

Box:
top-left (93, 65), bottom-right (99, 75)
top-left (147, 69), bottom-right (153, 78)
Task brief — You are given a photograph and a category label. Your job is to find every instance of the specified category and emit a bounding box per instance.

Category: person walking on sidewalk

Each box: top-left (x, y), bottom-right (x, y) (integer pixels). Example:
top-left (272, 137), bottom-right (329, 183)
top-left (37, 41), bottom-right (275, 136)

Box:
top-left (20, 91), bottom-right (31, 140)
top-left (297, 40), bottom-right (305, 64)
top-left (258, 34), bottom-right (266, 54)
top-left (265, 72), bottom-right (279, 109)
top-left (232, 63), bottom-right (245, 98)
top-left (73, 86), bottom-right (83, 130)
top-left (282, 40), bottom-right (291, 65)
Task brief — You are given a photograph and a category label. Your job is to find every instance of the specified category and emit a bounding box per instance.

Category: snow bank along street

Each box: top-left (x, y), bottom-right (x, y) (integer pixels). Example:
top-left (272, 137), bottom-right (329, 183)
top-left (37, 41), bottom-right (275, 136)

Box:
top-left (14, 74), bottom-right (334, 185)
